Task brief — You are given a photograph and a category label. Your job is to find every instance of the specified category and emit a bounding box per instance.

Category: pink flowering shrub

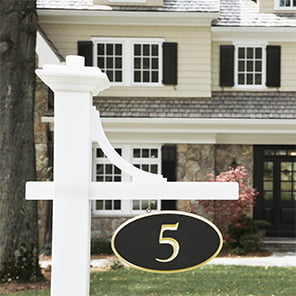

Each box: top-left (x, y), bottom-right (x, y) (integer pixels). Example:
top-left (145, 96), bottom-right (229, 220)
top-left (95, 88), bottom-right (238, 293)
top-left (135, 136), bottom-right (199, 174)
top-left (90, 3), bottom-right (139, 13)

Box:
top-left (198, 166), bottom-right (259, 236)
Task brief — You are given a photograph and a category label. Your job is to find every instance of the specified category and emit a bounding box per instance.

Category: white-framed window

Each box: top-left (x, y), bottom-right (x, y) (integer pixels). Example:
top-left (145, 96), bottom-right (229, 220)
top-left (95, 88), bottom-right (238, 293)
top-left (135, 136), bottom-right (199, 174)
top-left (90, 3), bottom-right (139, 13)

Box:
top-left (92, 38), bottom-right (163, 86)
top-left (92, 144), bottom-right (162, 216)
top-left (234, 45), bottom-right (266, 88)
top-left (275, 0), bottom-right (296, 9)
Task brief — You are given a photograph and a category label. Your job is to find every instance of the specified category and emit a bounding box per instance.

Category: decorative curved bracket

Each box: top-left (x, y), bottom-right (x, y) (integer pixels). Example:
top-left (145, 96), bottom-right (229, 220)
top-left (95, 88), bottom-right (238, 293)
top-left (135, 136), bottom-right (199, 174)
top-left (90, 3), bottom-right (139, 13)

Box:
top-left (91, 107), bottom-right (166, 182)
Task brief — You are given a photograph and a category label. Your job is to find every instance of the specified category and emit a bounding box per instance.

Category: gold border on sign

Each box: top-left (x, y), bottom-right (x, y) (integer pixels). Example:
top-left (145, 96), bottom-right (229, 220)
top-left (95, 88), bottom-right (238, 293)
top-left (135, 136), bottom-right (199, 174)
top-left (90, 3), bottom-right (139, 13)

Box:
top-left (111, 211), bottom-right (223, 274)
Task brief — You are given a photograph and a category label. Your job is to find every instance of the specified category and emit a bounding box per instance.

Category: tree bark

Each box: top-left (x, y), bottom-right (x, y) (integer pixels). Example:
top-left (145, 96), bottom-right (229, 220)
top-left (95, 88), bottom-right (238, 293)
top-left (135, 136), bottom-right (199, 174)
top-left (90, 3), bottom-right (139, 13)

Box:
top-left (0, 0), bottom-right (42, 282)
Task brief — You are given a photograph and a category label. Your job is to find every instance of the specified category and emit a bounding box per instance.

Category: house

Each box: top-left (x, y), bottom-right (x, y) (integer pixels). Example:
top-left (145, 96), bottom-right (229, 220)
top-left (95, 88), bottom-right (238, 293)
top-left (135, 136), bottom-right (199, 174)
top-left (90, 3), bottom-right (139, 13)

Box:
top-left (35, 0), bottom-right (296, 240)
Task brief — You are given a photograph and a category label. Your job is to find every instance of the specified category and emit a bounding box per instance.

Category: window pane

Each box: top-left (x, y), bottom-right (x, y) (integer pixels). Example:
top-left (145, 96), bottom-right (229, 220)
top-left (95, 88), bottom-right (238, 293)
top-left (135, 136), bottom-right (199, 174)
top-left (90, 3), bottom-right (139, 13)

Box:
top-left (264, 181), bottom-right (273, 190)
top-left (247, 73), bottom-right (253, 84)
top-left (106, 70), bottom-right (113, 81)
top-left (115, 58), bottom-right (122, 68)
top-left (152, 71), bottom-right (158, 82)
top-left (152, 45), bottom-right (158, 56)
top-left (151, 164), bottom-right (158, 174)
top-left (96, 200), bottom-right (104, 210)
top-left (97, 44), bottom-right (105, 55)
top-left (150, 200), bottom-right (157, 210)
top-left (105, 164), bottom-right (112, 174)
top-left (134, 71), bottom-right (141, 82)
top-left (152, 58), bottom-right (158, 69)
top-left (247, 48), bottom-right (253, 58)
top-left (143, 149), bottom-right (149, 157)
top-left (238, 74), bottom-right (245, 84)
top-left (105, 200), bottom-right (112, 210)
top-left (133, 200), bottom-right (140, 210)
top-left (143, 44), bottom-right (150, 56)
top-left (264, 192), bottom-right (273, 200)
top-left (143, 71), bottom-right (150, 82)
top-left (264, 162), bottom-right (273, 180)
top-left (238, 48), bottom-right (245, 58)
top-left (96, 148), bottom-right (105, 158)
top-left (114, 200), bottom-right (121, 210)
top-left (255, 48), bottom-right (262, 59)
top-left (247, 61), bottom-right (253, 71)
top-left (98, 57), bottom-right (104, 68)
top-left (141, 200), bottom-right (149, 210)
top-left (113, 166), bottom-right (120, 176)
top-left (106, 44), bottom-right (113, 55)
top-left (151, 149), bottom-right (158, 158)
top-left (133, 148), bottom-right (141, 158)
top-left (281, 171), bottom-right (292, 181)
top-left (255, 74), bottom-right (262, 85)
top-left (134, 44), bottom-right (141, 56)
top-left (114, 176), bottom-right (121, 182)
top-left (281, 192), bottom-right (292, 200)
top-left (105, 176), bottom-right (112, 182)
top-left (134, 58), bottom-right (141, 69)
top-left (281, 162), bottom-right (292, 170)
top-left (115, 44), bottom-right (122, 55)
top-left (255, 61), bottom-right (262, 71)
top-left (115, 71), bottom-right (122, 82)
top-left (142, 164), bottom-right (149, 172)
top-left (238, 61), bottom-right (245, 71)
top-left (97, 164), bottom-right (104, 174)
top-left (143, 58), bottom-right (150, 69)
top-left (107, 57), bottom-right (113, 68)
top-left (281, 182), bottom-right (292, 191)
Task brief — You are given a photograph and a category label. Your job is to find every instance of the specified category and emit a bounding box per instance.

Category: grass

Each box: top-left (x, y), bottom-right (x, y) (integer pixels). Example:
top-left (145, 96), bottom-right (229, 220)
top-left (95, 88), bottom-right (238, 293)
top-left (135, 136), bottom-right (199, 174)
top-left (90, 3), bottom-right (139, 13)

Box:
top-left (1, 265), bottom-right (295, 296)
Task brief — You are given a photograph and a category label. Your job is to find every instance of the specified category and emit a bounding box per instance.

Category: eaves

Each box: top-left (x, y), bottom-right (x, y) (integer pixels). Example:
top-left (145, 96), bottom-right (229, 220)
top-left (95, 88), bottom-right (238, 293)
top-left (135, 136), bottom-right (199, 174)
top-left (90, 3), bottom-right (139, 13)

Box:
top-left (37, 9), bottom-right (218, 26)
top-left (211, 26), bottom-right (296, 42)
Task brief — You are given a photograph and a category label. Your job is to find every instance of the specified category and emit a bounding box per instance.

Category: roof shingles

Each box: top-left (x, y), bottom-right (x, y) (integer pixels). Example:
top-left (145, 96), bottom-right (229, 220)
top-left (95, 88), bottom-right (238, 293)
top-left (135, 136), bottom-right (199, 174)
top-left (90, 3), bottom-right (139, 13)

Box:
top-left (93, 92), bottom-right (296, 119)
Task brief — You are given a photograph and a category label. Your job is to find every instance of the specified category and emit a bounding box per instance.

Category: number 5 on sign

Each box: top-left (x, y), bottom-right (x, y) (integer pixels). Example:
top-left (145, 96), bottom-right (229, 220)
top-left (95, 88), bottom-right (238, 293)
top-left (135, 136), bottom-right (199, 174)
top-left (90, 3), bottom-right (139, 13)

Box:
top-left (111, 211), bottom-right (223, 273)
top-left (156, 223), bottom-right (180, 263)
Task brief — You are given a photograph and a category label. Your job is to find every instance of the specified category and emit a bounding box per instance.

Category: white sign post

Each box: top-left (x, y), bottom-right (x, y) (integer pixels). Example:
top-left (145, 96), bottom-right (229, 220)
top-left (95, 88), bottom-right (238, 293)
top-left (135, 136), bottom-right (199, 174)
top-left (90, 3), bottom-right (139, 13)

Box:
top-left (26, 56), bottom-right (238, 296)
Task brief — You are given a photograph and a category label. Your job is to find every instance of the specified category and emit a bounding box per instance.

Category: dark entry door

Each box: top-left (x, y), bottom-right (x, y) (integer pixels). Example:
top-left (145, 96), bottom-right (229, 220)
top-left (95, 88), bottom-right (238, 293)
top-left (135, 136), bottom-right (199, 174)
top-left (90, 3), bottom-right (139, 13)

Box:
top-left (254, 146), bottom-right (296, 237)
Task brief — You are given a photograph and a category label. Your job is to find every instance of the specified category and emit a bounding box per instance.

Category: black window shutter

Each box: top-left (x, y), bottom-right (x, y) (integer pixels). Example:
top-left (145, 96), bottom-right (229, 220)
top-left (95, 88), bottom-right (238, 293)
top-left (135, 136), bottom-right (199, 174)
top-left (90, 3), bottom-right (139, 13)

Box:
top-left (162, 42), bottom-right (178, 85)
top-left (220, 45), bottom-right (234, 87)
top-left (161, 145), bottom-right (177, 210)
top-left (77, 41), bottom-right (93, 66)
top-left (266, 45), bottom-right (281, 87)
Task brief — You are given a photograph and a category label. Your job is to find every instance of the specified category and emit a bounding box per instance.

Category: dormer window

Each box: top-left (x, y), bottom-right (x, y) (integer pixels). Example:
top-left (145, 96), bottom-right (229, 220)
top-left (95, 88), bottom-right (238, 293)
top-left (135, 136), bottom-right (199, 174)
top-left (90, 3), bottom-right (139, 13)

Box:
top-left (275, 0), bottom-right (296, 10)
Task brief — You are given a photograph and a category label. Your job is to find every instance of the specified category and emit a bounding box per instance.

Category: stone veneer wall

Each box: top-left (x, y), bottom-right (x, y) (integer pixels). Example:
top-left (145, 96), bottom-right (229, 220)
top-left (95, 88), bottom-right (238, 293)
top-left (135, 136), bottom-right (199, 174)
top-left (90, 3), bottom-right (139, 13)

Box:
top-left (176, 144), bottom-right (215, 215)
top-left (176, 144), bottom-right (254, 217)
top-left (91, 217), bottom-right (129, 239)
top-left (215, 145), bottom-right (253, 186)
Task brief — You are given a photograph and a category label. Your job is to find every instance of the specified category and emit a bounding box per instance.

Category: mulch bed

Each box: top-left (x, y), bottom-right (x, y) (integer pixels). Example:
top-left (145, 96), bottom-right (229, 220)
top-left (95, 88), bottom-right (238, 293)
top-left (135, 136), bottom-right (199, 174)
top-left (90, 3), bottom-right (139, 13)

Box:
top-left (0, 251), bottom-right (272, 294)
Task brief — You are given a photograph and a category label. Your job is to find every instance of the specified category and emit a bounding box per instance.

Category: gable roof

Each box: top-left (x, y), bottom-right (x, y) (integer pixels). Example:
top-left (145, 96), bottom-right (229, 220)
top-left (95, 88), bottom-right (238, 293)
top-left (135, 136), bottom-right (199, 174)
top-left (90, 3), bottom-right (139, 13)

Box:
top-left (37, 0), bottom-right (296, 27)
top-left (36, 0), bottom-right (219, 12)
top-left (213, 0), bottom-right (296, 27)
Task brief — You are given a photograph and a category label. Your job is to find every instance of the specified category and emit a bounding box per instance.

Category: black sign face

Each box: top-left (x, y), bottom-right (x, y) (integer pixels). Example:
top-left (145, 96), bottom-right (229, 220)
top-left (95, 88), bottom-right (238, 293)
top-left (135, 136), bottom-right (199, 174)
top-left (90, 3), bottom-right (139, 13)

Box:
top-left (111, 211), bottom-right (222, 273)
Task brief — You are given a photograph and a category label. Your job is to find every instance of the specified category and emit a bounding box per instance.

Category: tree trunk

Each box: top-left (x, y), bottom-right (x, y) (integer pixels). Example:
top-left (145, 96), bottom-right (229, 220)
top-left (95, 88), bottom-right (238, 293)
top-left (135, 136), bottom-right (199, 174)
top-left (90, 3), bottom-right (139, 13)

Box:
top-left (0, 0), bottom-right (42, 282)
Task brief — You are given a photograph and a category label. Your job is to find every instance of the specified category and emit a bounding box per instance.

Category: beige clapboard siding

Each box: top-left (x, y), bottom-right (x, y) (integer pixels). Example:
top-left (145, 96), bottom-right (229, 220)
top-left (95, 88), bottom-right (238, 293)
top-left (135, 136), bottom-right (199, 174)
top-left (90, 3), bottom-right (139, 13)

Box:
top-left (259, 0), bottom-right (274, 13)
top-left (211, 41), bottom-right (296, 92)
top-left (277, 42), bottom-right (296, 90)
top-left (259, 0), bottom-right (296, 13)
top-left (40, 23), bottom-right (212, 97)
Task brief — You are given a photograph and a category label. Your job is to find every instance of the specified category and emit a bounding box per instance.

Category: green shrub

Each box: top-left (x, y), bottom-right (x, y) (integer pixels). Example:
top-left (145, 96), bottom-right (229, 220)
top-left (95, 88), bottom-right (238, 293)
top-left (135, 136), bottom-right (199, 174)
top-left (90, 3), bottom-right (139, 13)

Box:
top-left (225, 216), bottom-right (263, 254)
top-left (90, 237), bottom-right (112, 255)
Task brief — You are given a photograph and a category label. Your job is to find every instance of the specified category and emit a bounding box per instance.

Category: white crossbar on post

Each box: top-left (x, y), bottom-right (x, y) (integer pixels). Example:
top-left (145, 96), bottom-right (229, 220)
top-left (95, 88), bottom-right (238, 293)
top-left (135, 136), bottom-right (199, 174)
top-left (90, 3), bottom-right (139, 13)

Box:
top-left (26, 181), bottom-right (238, 200)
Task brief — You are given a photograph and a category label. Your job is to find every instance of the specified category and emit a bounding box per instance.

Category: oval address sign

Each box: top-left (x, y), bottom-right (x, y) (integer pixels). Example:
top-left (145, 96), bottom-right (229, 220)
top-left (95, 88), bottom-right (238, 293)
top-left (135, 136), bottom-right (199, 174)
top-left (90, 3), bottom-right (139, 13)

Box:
top-left (111, 211), bottom-right (223, 273)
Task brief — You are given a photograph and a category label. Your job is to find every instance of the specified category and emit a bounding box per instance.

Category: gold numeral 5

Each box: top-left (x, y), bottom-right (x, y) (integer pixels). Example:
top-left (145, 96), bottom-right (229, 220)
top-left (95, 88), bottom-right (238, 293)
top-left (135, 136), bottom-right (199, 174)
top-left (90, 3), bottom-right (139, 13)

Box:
top-left (155, 223), bottom-right (180, 263)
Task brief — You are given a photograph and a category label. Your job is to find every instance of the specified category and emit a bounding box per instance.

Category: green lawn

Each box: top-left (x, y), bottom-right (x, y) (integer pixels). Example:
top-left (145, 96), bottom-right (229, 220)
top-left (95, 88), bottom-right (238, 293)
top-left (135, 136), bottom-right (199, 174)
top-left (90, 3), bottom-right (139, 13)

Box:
top-left (1, 265), bottom-right (295, 296)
